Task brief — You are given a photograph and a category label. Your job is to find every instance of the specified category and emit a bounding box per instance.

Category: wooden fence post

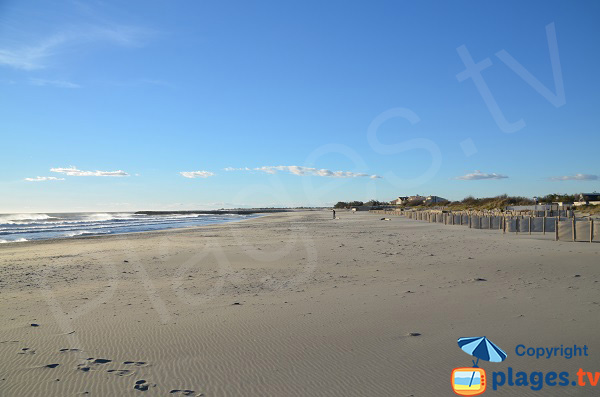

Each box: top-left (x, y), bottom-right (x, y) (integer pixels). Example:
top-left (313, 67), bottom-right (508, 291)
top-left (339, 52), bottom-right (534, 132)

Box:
top-left (543, 216), bottom-right (546, 235)
top-left (590, 219), bottom-right (594, 243)
top-left (572, 218), bottom-right (576, 242)
top-left (529, 216), bottom-right (532, 235)
top-left (555, 218), bottom-right (559, 241)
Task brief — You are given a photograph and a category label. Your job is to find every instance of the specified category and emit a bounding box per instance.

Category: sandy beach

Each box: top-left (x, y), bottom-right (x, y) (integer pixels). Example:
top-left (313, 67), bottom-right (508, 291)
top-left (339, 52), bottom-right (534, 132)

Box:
top-left (1, 210), bottom-right (599, 396)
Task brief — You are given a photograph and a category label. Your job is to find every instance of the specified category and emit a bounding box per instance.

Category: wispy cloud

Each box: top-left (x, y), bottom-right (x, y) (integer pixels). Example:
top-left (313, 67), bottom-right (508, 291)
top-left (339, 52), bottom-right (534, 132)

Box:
top-left (51, 166), bottom-right (129, 177)
top-left (24, 176), bottom-right (65, 182)
top-left (550, 173), bottom-right (598, 181)
top-left (180, 171), bottom-right (215, 179)
top-left (229, 165), bottom-right (381, 179)
top-left (456, 170), bottom-right (509, 180)
top-left (224, 167), bottom-right (251, 171)
top-left (0, 35), bottom-right (67, 70)
top-left (0, 24), bottom-right (151, 71)
top-left (29, 78), bottom-right (80, 88)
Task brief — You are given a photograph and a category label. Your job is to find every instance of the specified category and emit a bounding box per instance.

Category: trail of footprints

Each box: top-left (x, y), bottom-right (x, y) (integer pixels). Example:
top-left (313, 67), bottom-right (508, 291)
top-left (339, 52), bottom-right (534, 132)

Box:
top-left (17, 348), bottom-right (203, 395)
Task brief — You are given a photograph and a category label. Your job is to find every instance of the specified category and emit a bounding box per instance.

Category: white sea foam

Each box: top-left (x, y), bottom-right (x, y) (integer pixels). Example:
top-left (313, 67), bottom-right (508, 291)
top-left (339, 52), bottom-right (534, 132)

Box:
top-left (0, 238), bottom-right (28, 243)
top-left (64, 230), bottom-right (100, 237)
top-left (84, 213), bottom-right (134, 221)
top-left (0, 213), bottom-right (55, 224)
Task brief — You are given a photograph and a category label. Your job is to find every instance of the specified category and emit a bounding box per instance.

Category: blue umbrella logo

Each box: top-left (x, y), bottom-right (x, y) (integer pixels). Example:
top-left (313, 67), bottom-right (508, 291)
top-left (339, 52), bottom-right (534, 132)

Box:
top-left (458, 337), bottom-right (507, 387)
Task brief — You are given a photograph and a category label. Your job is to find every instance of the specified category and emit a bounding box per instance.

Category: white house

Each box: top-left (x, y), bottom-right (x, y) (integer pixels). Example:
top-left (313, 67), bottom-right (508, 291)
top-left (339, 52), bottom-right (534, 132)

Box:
top-left (392, 196), bottom-right (409, 205)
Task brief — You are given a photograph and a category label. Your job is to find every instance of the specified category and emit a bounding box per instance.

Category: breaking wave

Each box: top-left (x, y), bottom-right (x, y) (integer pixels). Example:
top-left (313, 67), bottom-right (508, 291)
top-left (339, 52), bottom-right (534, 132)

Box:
top-left (0, 212), bottom-right (259, 243)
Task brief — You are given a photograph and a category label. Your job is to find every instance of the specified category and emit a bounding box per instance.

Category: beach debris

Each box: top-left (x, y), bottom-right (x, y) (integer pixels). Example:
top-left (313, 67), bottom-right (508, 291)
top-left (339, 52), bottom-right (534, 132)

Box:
top-left (30, 323), bottom-right (39, 327)
top-left (472, 278), bottom-right (487, 282)
top-left (380, 218), bottom-right (391, 221)
top-left (408, 332), bottom-right (421, 337)
top-left (574, 274), bottom-right (581, 277)
top-left (124, 260), bottom-right (129, 263)
top-left (232, 302), bottom-right (241, 306)
top-left (45, 364), bottom-right (60, 369)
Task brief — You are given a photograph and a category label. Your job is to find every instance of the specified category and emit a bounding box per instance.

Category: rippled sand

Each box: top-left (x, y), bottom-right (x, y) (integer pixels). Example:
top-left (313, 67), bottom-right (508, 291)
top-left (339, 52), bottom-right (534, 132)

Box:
top-left (1, 211), bottom-right (599, 396)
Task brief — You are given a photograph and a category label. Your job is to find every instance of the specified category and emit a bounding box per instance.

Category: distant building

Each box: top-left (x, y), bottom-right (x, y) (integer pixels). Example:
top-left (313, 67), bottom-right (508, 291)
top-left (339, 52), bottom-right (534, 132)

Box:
top-left (575, 192), bottom-right (600, 206)
top-left (405, 195), bottom-right (426, 204)
top-left (579, 193), bottom-right (600, 203)
top-left (392, 196), bottom-right (409, 205)
top-left (553, 202), bottom-right (573, 209)
top-left (425, 195), bottom-right (447, 204)
top-left (392, 195), bottom-right (446, 205)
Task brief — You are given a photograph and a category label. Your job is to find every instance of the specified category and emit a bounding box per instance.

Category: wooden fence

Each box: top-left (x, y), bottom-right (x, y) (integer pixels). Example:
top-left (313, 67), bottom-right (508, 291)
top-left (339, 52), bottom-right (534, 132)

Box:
top-left (369, 210), bottom-right (598, 243)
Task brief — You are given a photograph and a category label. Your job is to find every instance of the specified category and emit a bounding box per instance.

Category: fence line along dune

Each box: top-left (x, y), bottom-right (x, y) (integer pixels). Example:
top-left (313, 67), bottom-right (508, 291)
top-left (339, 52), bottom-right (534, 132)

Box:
top-left (370, 209), bottom-right (599, 243)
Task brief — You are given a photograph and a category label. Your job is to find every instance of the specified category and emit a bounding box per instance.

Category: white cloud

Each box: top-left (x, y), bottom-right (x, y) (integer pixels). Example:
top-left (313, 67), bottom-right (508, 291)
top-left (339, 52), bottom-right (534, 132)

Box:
top-left (51, 166), bottom-right (129, 177)
top-left (233, 165), bottom-right (381, 179)
top-left (456, 170), bottom-right (509, 180)
top-left (550, 174), bottom-right (598, 181)
top-left (29, 78), bottom-right (80, 88)
top-left (0, 24), bottom-right (151, 71)
top-left (224, 167), bottom-right (251, 171)
top-left (180, 171), bottom-right (215, 179)
top-left (24, 176), bottom-right (65, 182)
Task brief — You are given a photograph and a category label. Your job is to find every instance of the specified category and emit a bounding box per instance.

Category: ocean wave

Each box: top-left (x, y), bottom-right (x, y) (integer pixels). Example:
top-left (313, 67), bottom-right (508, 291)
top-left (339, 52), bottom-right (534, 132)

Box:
top-left (64, 230), bottom-right (108, 237)
top-left (84, 213), bottom-right (136, 221)
top-left (0, 238), bottom-right (28, 243)
top-left (0, 213), bottom-right (259, 242)
top-left (0, 213), bottom-right (57, 224)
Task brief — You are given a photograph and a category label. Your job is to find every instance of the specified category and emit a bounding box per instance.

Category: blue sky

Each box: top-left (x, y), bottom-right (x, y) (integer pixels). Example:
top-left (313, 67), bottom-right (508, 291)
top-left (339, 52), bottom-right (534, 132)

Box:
top-left (1, 0), bottom-right (598, 212)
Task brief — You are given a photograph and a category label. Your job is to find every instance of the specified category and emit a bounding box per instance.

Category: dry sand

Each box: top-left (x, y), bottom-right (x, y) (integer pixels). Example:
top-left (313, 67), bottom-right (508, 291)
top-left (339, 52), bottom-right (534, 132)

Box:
top-left (0, 210), bottom-right (599, 396)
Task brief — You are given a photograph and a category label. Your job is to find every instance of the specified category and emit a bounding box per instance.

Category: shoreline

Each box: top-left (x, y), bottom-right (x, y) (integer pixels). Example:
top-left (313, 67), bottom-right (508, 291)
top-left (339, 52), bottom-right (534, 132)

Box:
top-left (0, 212), bottom-right (279, 248)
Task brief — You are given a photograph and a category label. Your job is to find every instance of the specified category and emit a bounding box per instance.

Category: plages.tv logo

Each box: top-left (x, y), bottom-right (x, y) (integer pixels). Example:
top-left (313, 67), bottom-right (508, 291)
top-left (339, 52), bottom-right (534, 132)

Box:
top-left (451, 336), bottom-right (508, 396)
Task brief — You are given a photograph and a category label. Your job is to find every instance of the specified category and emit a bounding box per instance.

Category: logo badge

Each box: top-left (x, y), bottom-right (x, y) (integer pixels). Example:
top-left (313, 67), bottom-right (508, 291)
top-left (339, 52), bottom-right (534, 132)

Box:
top-left (453, 337), bottom-right (507, 395)
top-left (451, 367), bottom-right (486, 396)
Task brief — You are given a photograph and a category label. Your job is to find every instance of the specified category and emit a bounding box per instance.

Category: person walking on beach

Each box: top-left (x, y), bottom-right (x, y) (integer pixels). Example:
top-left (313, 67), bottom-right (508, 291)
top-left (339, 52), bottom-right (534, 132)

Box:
top-left (332, 209), bottom-right (336, 219)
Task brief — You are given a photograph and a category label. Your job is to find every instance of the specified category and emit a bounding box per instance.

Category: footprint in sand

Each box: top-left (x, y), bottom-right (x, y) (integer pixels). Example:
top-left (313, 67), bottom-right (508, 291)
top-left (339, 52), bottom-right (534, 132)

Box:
top-left (77, 358), bottom-right (112, 372)
top-left (59, 348), bottom-right (80, 353)
top-left (91, 358), bottom-right (112, 364)
top-left (45, 364), bottom-right (60, 368)
top-left (17, 348), bottom-right (35, 355)
top-left (77, 364), bottom-right (91, 372)
top-left (107, 369), bottom-right (135, 377)
top-left (169, 389), bottom-right (203, 396)
top-left (123, 360), bottom-right (148, 367)
top-left (134, 379), bottom-right (155, 391)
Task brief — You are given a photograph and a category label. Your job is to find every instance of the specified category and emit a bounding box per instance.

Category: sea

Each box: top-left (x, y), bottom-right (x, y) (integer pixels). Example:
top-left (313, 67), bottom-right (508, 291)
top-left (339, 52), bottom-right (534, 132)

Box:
top-left (0, 212), bottom-right (259, 243)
